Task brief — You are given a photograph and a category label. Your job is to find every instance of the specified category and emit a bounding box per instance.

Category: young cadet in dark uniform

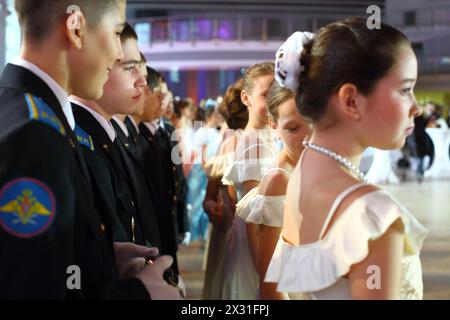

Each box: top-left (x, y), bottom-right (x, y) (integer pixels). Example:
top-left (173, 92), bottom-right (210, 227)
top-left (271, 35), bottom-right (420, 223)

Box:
top-left (123, 53), bottom-right (152, 174)
top-left (0, 0), bottom-right (178, 299)
top-left (70, 24), bottom-right (161, 250)
top-left (157, 81), bottom-right (190, 246)
top-left (137, 68), bottom-right (180, 274)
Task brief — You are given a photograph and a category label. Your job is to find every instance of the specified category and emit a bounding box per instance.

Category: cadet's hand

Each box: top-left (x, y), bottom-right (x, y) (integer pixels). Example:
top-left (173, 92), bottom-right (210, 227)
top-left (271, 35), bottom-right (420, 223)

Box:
top-left (178, 232), bottom-right (191, 246)
top-left (177, 274), bottom-right (187, 298)
top-left (113, 242), bottom-right (159, 279)
top-left (135, 255), bottom-right (182, 300)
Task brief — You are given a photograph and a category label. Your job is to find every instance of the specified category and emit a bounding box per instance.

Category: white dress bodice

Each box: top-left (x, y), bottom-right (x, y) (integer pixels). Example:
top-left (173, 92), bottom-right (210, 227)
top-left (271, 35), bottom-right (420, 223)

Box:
top-left (265, 184), bottom-right (428, 300)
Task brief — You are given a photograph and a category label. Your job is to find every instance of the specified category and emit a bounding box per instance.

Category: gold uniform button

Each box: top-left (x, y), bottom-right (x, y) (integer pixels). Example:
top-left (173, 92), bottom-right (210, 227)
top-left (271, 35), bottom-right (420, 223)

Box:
top-left (100, 224), bottom-right (106, 232)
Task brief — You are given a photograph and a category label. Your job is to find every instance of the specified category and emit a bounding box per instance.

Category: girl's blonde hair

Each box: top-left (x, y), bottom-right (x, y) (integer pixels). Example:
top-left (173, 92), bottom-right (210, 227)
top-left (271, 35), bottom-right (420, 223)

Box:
top-left (266, 80), bottom-right (295, 122)
top-left (243, 61), bottom-right (275, 93)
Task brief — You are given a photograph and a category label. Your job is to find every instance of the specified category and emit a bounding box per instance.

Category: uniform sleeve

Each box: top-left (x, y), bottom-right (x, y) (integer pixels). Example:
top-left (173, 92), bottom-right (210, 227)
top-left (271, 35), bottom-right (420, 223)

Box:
top-left (0, 121), bottom-right (75, 299)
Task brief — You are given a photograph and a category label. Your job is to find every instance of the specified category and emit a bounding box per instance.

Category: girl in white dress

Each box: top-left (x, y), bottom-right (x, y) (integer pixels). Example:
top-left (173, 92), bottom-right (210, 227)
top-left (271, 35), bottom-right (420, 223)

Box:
top-left (202, 79), bottom-right (246, 300)
top-left (236, 81), bottom-right (310, 299)
top-left (266, 17), bottom-right (428, 300)
top-left (221, 62), bottom-right (276, 299)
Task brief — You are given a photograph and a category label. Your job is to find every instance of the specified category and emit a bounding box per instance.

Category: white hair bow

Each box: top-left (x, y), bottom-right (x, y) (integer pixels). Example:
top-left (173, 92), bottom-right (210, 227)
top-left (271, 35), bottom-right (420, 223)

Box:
top-left (275, 31), bottom-right (315, 91)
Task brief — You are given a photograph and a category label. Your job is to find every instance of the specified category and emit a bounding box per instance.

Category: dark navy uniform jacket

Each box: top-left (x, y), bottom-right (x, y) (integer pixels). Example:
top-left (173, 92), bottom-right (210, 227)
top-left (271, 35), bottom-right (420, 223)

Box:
top-left (72, 103), bottom-right (161, 249)
top-left (138, 122), bottom-right (179, 274)
top-left (158, 120), bottom-right (189, 237)
top-left (0, 64), bottom-right (149, 299)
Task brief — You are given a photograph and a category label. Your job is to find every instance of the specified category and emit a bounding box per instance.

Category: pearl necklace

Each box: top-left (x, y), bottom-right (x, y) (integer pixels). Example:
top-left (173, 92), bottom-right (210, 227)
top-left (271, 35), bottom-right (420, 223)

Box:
top-left (303, 140), bottom-right (367, 182)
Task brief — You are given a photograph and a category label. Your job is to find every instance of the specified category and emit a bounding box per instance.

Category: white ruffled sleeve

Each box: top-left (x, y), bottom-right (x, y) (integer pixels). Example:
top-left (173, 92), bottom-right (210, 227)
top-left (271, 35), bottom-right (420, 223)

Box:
top-left (235, 187), bottom-right (259, 221)
top-left (265, 190), bottom-right (428, 294)
top-left (246, 195), bottom-right (285, 227)
top-left (222, 158), bottom-right (273, 186)
top-left (235, 190), bottom-right (285, 227)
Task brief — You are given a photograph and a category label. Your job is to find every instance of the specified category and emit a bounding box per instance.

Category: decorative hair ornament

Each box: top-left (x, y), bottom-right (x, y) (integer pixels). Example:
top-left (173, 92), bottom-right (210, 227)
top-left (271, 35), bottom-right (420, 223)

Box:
top-left (204, 99), bottom-right (218, 111)
top-left (275, 31), bottom-right (315, 92)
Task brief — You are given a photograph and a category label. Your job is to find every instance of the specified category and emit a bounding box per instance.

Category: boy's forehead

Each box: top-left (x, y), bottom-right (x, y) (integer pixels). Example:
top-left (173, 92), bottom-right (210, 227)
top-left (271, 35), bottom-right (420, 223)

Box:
top-left (121, 38), bottom-right (141, 62)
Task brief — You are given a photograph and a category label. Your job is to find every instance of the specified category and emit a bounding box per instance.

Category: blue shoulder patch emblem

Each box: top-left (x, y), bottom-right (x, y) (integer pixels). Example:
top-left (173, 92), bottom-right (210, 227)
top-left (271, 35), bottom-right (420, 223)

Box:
top-left (0, 178), bottom-right (56, 239)
top-left (75, 125), bottom-right (95, 151)
top-left (25, 94), bottom-right (66, 136)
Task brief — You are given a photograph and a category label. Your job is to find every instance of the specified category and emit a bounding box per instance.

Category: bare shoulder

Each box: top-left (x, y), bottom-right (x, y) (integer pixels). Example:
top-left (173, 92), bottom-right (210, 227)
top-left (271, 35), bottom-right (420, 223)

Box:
top-left (258, 169), bottom-right (290, 197)
top-left (336, 182), bottom-right (381, 215)
top-left (321, 180), bottom-right (382, 238)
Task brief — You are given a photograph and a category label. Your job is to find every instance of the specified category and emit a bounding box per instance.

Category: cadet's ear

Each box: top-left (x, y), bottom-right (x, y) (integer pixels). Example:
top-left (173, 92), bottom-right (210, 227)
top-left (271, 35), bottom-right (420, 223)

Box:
top-left (65, 10), bottom-right (87, 50)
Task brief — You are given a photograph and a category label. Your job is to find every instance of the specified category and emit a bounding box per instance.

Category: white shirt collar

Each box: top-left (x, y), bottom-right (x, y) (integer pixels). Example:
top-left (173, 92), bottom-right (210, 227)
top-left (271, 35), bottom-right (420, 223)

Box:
top-left (144, 121), bottom-right (158, 135)
top-left (113, 116), bottom-right (130, 137)
top-left (127, 116), bottom-right (140, 133)
top-left (159, 117), bottom-right (166, 130)
top-left (12, 57), bottom-right (75, 130)
top-left (69, 98), bottom-right (116, 142)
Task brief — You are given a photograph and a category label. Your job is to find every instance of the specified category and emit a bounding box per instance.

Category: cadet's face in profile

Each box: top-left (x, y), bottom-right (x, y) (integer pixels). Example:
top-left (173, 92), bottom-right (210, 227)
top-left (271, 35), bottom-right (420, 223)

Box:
top-left (142, 85), bottom-right (161, 122)
top-left (70, 0), bottom-right (127, 100)
top-left (133, 63), bottom-right (149, 118)
top-left (98, 38), bottom-right (146, 117)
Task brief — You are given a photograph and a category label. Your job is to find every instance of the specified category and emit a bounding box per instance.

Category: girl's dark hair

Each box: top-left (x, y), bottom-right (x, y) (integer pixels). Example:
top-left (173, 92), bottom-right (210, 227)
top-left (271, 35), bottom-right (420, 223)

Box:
top-left (195, 107), bottom-right (205, 122)
top-left (173, 100), bottom-right (188, 119)
top-left (222, 78), bottom-right (248, 130)
top-left (297, 16), bottom-right (411, 124)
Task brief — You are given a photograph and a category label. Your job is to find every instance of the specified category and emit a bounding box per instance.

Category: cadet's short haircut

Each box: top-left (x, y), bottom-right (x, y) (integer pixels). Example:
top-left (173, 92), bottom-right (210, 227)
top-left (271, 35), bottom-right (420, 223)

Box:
top-left (120, 22), bottom-right (138, 43)
top-left (15, 0), bottom-right (122, 43)
top-left (146, 67), bottom-right (161, 91)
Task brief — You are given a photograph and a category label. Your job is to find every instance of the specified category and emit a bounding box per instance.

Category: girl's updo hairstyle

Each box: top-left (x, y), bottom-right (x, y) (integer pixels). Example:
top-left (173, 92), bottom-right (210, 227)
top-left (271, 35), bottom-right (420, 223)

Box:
top-left (297, 17), bottom-right (411, 124)
top-left (222, 78), bottom-right (248, 130)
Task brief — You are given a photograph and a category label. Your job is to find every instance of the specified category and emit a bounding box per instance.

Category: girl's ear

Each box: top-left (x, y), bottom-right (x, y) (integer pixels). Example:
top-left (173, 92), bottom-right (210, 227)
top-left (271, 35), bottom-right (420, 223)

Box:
top-left (336, 83), bottom-right (362, 121)
top-left (269, 116), bottom-right (277, 130)
top-left (241, 90), bottom-right (251, 108)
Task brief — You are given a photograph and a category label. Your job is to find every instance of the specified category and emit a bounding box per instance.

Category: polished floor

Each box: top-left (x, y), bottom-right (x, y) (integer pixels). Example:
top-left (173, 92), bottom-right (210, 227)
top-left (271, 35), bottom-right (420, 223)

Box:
top-left (178, 179), bottom-right (450, 300)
